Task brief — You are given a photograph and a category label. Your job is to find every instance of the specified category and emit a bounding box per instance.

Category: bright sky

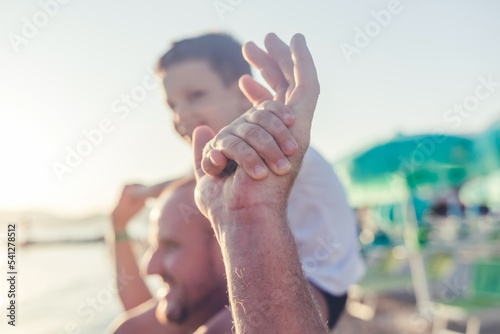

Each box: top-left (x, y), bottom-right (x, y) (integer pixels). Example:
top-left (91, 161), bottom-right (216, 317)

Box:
top-left (1, 0), bottom-right (499, 217)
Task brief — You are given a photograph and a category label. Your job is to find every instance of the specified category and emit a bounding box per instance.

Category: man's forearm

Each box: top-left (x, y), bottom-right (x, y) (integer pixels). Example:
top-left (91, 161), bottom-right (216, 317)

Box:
top-left (214, 206), bottom-right (327, 334)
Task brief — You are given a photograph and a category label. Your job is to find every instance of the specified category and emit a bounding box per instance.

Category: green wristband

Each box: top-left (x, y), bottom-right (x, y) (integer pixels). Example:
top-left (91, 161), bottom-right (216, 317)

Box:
top-left (115, 231), bottom-right (130, 242)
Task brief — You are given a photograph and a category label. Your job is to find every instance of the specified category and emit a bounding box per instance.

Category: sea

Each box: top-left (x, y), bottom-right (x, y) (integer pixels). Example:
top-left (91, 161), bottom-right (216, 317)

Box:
top-left (1, 242), bottom-right (123, 334)
top-left (0, 214), bottom-right (152, 334)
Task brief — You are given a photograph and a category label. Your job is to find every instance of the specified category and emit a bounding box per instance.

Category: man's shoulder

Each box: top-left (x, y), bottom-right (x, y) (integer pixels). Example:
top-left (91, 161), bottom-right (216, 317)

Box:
top-left (108, 301), bottom-right (172, 334)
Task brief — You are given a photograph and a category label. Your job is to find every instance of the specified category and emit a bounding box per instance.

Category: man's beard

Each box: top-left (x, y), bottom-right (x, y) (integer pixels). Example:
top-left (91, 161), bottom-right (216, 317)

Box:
top-left (157, 278), bottom-right (227, 327)
top-left (166, 288), bottom-right (189, 324)
top-left (156, 296), bottom-right (189, 325)
top-left (166, 304), bottom-right (189, 324)
top-left (157, 286), bottom-right (190, 325)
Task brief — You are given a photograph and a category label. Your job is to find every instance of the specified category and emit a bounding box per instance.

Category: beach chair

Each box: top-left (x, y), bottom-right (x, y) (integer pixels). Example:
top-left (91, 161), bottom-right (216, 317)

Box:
top-left (431, 258), bottom-right (500, 334)
top-left (347, 247), bottom-right (456, 321)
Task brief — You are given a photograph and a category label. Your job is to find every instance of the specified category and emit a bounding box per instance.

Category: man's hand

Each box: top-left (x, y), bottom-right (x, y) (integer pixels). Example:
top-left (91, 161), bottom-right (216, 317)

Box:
top-left (193, 33), bottom-right (319, 223)
top-left (201, 100), bottom-right (297, 179)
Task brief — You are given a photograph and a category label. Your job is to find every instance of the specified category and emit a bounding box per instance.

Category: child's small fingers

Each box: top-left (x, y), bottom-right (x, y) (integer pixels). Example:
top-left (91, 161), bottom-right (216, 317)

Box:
top-left (287, 34), bottom-right (320, 112)
top-left (243, 42), bottom-right (288, 102)
top-left (264, 33), bottom-right (295, 88)
top-left (239, 75), bottom-right (273, 107)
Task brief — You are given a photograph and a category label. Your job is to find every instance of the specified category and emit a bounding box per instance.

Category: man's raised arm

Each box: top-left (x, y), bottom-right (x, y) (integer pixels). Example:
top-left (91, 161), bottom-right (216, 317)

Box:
top-left (110, 184), bottom-right (153, 310)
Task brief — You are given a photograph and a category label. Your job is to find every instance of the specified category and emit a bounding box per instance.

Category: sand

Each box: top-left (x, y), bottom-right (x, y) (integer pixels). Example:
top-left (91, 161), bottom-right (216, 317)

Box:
top-left (333, 291), bottom-right (500, 334)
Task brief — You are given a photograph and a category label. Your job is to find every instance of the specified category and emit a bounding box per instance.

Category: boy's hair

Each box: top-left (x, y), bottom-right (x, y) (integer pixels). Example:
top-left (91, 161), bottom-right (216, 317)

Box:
top-left (157, 33), bottom-right (252, 86)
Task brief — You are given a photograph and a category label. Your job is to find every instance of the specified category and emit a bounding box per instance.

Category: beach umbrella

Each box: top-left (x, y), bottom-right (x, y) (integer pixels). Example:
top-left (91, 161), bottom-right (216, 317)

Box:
top-left (474, 121), bottom-right (500, 174)
top-left (335, 133), bottom-right (480, 207)
top-left (335, 134), bottom-right (486, 314)
top-left (351, 134), bottom-right (478, 187)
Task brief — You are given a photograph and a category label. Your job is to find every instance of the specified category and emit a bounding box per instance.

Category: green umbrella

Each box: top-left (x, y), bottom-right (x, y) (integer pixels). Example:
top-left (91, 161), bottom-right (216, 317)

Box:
top-left (335, 133), bottom-right (480, 207)
top-left (474, 121), bottom-right (500, 174)
top-left (335, 133), bottom-right (486, 311)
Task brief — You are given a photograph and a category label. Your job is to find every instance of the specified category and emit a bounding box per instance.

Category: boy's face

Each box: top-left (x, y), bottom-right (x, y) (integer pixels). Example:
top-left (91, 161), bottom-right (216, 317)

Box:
top-left (162, 59), bottom-right (251, 142)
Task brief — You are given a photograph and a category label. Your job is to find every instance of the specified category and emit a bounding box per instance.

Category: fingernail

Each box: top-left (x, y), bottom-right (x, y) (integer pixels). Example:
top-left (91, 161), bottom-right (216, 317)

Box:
top-left (276, 159), bottom-right (291, 173)
top-left (283, 105), bottom-right (294, 119)
top-left (254, 165), bottom-right (268, 178)
top-left (284, 140), bottom-right (297, 154)
top-left (209, 155), bottom-right (220, 167)
top-left (297, 33), bottom-right (306, 44)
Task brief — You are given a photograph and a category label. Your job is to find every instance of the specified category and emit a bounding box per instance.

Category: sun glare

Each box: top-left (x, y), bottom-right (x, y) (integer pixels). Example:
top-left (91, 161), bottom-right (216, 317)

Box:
top-left (0, 85), bottom-right (56, 209)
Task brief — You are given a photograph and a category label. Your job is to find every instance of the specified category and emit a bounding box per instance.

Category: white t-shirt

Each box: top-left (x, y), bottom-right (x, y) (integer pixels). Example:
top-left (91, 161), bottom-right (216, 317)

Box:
top-left (288, 147), bottom-right (365, 296)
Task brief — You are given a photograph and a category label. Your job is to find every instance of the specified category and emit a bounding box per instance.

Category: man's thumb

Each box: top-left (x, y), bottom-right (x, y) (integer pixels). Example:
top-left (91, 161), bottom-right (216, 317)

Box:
top-left (193, 126), bottom-right (215, 181)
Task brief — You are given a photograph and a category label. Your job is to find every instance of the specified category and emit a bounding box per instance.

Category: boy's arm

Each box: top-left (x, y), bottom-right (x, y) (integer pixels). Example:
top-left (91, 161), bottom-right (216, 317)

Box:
top-left (110, 185), bottom-right (153, 310)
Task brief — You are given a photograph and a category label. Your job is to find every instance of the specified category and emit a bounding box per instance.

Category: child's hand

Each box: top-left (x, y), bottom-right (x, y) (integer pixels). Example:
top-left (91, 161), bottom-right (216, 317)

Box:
top-left (200, 100), bottom-right (297, 180)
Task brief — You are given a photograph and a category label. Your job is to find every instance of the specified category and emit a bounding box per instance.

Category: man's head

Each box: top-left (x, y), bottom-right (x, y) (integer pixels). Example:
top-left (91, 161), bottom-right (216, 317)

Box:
top-left (146, 178), bottom-right (227, 330)
top-left (157, 33), bottom-right (253, 142)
